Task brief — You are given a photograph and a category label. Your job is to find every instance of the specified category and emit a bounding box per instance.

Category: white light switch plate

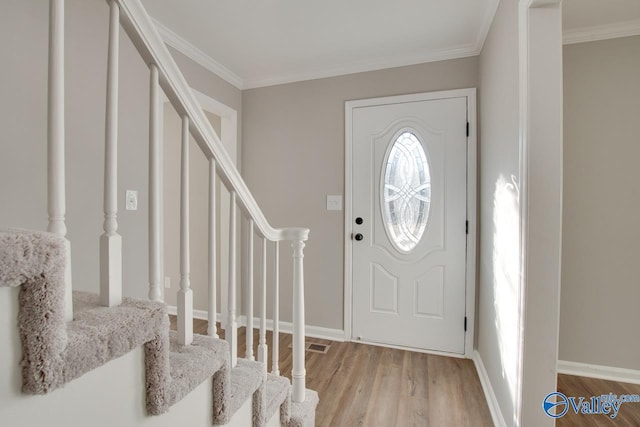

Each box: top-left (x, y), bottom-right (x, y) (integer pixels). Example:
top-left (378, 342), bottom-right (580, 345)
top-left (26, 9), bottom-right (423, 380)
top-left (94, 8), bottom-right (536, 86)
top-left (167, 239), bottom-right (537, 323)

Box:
top-left (164, 277), bottom-right (171, 289)
top-left (327, 195), bottom-right (343, 211)
top-left (125, 190), bottom-right (138, 211)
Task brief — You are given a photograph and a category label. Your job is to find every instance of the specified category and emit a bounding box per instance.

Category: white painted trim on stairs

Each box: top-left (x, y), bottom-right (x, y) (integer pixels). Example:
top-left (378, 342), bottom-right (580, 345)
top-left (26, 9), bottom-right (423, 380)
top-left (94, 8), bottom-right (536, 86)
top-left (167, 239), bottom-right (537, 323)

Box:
top-left (472, 350), bottom-right (507, 427)
top-left (557, 360), bottom-right (640, 386)
top-left (563, 19), bottom-right (640, 45)
top-left (166, 306), bottom-right (346, 342)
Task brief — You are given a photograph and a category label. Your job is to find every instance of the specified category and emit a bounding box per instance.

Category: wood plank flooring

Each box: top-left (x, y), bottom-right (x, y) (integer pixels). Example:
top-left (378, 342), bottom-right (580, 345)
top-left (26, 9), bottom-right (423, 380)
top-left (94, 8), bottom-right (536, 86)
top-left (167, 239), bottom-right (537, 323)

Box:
top-left (169, 316), bottom-right (493, 427)
top-left (557, 374), bottom-right (640, 427)
top-left (169, 317), bottom-right (640, 426)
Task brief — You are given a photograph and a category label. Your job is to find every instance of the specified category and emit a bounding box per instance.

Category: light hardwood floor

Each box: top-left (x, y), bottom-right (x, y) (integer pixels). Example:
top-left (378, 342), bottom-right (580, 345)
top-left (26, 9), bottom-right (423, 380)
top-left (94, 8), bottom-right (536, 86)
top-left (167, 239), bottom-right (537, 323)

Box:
top-left (556, 374), bottom-right (640, 427)
top-left (170, 317), bottom-right (640, 426)
top-left (170, 317), bottom-right (493, 426)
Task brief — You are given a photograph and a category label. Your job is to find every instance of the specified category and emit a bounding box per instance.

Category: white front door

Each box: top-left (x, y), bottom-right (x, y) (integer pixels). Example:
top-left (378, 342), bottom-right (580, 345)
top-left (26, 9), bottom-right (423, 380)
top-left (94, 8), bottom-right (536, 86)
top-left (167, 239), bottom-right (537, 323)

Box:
top-left (350, 93), bottom-right (469, 354)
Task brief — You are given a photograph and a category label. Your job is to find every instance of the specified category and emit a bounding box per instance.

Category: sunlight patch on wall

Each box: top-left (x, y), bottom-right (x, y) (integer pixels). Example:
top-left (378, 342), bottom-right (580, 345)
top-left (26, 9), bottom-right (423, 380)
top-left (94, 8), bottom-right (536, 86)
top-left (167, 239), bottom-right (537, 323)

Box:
top-left (492, 173), bottom-right (521, 405)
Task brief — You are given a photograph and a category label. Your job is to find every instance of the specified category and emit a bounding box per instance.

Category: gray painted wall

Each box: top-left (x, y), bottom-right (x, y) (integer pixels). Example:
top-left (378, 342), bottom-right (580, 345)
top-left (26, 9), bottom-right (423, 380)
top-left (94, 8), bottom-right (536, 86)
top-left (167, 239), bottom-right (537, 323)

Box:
top-left (0, 0), bottom-right (240, 303)
top-left (241, 58), bottom-right (478, 330)
top-left (477, 0), bottom-right (521, 424)
top-left (561, 35), bottom-right (640, 370)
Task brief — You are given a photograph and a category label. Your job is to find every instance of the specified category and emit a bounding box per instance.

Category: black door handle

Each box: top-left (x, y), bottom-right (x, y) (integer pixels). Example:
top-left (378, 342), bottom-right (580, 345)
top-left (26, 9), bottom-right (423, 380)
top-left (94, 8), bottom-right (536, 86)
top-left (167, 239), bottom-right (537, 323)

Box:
top-left (354, 233), bottom-right (364, 241)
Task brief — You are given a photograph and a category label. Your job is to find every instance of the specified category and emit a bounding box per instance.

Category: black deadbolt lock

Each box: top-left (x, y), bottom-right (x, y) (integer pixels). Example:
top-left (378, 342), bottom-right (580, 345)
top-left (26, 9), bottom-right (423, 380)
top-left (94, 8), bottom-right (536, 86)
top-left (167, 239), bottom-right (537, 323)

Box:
top-left (355, 217), bottom-right (363, 225)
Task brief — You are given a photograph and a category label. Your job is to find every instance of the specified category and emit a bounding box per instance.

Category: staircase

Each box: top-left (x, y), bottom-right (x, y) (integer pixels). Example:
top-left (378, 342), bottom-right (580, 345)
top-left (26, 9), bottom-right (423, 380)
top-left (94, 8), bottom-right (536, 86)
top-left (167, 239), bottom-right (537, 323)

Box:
top-left (0, 0), bottom-right (318, 426)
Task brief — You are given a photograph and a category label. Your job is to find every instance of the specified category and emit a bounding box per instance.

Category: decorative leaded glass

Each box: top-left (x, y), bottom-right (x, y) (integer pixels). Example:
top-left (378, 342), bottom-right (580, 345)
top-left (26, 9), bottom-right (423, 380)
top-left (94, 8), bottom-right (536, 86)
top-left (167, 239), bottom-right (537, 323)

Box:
top-left (382, 131), bottom-right (431, 252)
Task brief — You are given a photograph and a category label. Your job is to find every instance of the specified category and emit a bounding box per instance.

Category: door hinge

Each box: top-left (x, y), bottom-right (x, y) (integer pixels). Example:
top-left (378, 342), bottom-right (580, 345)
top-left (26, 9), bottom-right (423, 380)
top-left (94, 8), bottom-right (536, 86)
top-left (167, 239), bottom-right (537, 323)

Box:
top-left (466, 122), bottom-right (469, 137)
top-left (465, 220), bottom-right (469, 235)
top-left (464, 316), bottom-right (467, 332)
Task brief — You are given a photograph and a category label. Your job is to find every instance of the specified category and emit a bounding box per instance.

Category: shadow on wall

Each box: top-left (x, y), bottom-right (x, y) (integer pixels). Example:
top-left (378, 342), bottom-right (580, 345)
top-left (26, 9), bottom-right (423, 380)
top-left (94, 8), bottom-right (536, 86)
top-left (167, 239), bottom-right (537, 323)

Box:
top-left (493, 173), bottom-right (521, 421)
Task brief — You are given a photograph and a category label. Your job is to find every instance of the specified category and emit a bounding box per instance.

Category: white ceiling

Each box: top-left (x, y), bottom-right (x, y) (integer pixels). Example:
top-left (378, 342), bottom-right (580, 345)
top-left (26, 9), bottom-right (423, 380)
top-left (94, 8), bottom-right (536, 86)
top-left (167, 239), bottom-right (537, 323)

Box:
top-left (141, 0), bottom-right (640, 89)
top-left (141, 0), bottom-right (499, 89)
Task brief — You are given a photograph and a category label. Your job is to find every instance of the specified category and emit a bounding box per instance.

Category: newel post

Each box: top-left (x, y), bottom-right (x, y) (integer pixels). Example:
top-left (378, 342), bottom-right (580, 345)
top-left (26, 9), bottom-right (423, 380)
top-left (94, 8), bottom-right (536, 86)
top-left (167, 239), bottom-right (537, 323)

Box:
top-left (286, 227), bottom-right (310, 403)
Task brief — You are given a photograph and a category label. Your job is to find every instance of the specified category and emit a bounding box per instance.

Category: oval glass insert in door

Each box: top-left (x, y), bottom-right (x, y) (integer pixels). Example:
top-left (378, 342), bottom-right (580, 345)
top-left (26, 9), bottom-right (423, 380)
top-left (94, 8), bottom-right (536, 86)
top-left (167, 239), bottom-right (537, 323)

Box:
top-left (381, 131), bottom-right (431, 253)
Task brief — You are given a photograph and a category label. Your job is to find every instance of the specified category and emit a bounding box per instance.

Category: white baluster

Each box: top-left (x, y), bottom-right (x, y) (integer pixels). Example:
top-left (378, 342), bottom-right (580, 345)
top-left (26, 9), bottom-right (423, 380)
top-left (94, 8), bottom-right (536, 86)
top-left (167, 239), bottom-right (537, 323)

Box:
top-left (100, 0), bottom-right (122, 308)
top-left (148, 64), bottom-right (163, 302)
top-left (258, 236), bottom-right (268, 371)
top-left (178, 115), bottom-right (193, 346)
top-left (272, 241), bottom-right (280, 375)
top-left (291, 236), bottom-right (307, 403)
top-left (228, 192), bottom-right (238, 367)
top-left (48, 0), bottom-right (73, 321)
top-left (246, 219), bottom-right (255, 360)
top-left (208, 159), bottom-right (218, 338)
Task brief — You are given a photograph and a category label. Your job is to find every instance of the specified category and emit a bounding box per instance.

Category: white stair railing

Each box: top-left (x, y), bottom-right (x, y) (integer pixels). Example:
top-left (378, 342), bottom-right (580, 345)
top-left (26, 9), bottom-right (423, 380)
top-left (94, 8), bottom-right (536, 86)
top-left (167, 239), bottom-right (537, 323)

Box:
top-left (47, 0), bottom-right (73, 322)
top-left (290, 233), bottom-right (308, 402)
top-left (246, 220), bottom-right (254, 361)
top-left (258, 237), bottom-right (268, 369)
top-left (207, 159), bottom-right (218, 338)
top-left (112, 0), bottom-right (310, 396)
top-left (148, 64), bottom-right (163, 303)
top-left (100, 0), bottom-right (122, 309)
top-left (272, 241), bottom-right (280, 375)
top-left (178, 115), bottom-right (193, 346)
top-left (228, 191), bottom-right (239, 367)
top-left (47, 0), bottom-right (310, 402)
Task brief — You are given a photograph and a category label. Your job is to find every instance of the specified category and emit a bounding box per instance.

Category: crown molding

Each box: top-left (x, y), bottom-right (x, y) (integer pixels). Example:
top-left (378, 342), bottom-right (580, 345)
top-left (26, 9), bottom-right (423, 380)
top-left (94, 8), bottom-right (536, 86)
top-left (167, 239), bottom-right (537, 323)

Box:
top-left (152, 19), bottom-right (244, 89)
top-left (242, 43), bottom-right (481, 90)
top-left (474, 0), bottom-right (500, 53)
top-left (152, 0), bottom-right (500, 90)
top-left (563, 19), bottom-right (640, 45)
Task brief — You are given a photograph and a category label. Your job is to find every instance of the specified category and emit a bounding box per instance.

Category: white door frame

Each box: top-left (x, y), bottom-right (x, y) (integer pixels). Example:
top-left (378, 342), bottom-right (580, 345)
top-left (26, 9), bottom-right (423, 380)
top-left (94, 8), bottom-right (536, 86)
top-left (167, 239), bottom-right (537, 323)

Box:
top-left (344, 88), bottom-right (477, 358)
top-left (516, 1), bottom-right (563, 425)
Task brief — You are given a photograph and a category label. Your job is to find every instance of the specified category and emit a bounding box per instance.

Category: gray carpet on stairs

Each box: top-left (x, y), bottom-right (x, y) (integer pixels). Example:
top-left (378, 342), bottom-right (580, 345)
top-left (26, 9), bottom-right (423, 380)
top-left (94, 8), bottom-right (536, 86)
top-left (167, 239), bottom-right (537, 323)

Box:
top-left (1, 229), bottom-right (68, 394)
top-left (0, 229), bottom-right (229, 416)
top-left (168, 330), bottom-right (229, 412)
top-left (213, 358), bottom-right (266, 425)
top-left (289, 390), bottom-right (320, 427)
top-left (254, 373), bottom-right (291, 427)
top-left (67, 291), bottom-right (169, 414)
top-left (1, 228), bottom-right (317, 425)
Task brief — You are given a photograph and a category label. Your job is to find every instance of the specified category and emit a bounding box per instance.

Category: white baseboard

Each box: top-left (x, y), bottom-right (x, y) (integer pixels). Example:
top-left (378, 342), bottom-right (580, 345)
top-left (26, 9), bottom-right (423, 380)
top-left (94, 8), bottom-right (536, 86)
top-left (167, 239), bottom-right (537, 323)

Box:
top-left (557, 360), bottom-right (640, 385)
top-left (166, 306), bottom-right (346, 342)
top-left (472, 350), bottom-right (507, 427)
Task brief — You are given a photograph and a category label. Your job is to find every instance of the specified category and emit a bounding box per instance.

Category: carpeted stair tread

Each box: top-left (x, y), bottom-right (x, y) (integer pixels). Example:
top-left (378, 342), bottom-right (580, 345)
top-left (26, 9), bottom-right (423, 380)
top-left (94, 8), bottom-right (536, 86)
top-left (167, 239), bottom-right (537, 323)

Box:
top-left (0, 229), bottom-right (68, 394)
top-left (66, 291), bottom-right (168, 387)
top-left (289, 389), bottom-right (319, 427)
top-left (258, 373), bottom-right (291, 427)
top-left (214, 358), bottom-right (266, 425)
top-left (1, 229), bottom-right (320, 424)
top-left (167, 330), bottom-right (228, 407)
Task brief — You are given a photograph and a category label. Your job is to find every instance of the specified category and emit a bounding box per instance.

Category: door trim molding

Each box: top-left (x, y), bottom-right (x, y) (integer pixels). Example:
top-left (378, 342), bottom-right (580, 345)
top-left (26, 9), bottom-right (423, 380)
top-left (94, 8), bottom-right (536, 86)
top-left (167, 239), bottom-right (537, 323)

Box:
top-left (517, 1), bottom-right (563, 424)
top-left (344, 88), bottom-right (478, 357)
